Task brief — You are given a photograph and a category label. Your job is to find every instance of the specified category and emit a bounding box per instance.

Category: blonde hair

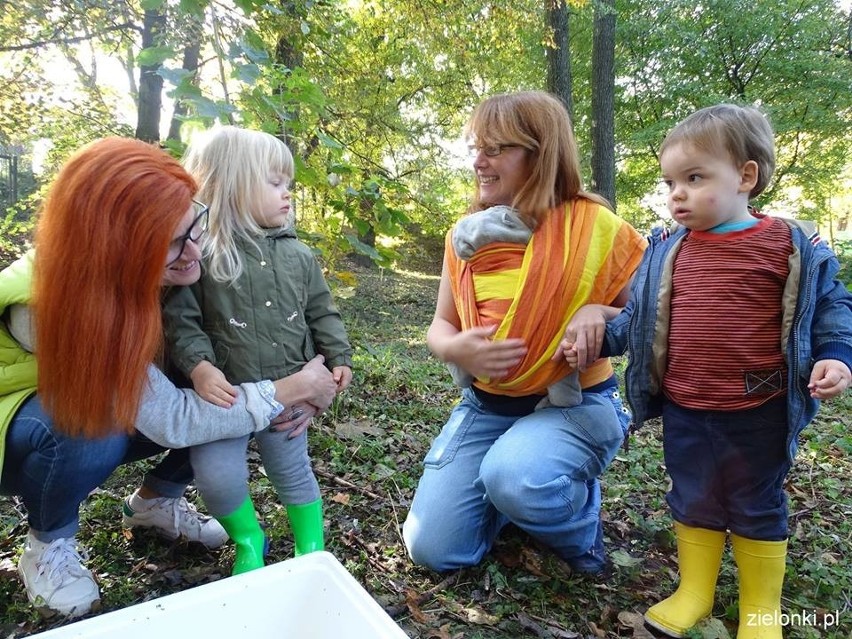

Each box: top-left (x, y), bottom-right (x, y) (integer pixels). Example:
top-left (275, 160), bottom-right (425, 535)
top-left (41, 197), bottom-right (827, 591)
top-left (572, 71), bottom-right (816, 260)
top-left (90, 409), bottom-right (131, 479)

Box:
top-left (464, 91), bottom-right (608, 228)
top-left (182, 126), bottom-right (295, 284)
top-left (660, 104), bottom-right (775, 198)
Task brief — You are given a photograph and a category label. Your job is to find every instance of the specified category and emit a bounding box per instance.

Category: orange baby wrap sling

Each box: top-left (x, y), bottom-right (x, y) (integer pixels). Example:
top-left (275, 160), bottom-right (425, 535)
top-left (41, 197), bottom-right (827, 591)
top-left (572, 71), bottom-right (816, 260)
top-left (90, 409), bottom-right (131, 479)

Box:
top-left (446, 198), bottom-right (646, 396)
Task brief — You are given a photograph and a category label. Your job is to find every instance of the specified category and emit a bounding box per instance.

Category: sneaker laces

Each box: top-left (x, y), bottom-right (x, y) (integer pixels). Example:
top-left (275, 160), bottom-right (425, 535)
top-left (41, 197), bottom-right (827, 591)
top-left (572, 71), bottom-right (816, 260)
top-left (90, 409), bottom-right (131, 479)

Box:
top-left (37, 539), bottom-right (91, 585)
top-left (166, 497), bottom-right (214, 536)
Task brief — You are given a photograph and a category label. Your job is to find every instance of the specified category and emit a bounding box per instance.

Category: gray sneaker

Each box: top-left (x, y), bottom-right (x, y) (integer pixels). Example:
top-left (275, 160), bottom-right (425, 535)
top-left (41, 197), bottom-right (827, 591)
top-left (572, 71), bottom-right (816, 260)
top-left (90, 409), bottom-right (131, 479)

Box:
top-left (18, 532), bottom-right (100, 618)
top-left (122, 491), bottom-right (228, 549)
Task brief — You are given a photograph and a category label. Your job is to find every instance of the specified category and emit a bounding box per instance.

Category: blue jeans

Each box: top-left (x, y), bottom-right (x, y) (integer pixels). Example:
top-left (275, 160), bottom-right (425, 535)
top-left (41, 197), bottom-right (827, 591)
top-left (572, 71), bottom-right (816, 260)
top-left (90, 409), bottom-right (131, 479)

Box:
top-left (0, 396), bottom-right (192, 542)
top-left (663, 397), bottom-right (790, 540)
top-left (402, 386), bottom-right (628, 571)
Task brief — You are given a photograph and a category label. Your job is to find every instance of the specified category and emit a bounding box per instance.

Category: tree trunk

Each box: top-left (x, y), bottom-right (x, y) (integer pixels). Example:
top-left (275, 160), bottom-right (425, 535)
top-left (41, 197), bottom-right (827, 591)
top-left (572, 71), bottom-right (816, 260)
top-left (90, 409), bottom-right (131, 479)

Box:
top-left (136, 9), bottom-right (166, 143)
top-left (352, 172), bottom-right (378, 268)
top-left (167, 21), bottom-right (202, 143)
top-left (546, 0), bottom-right (573, 120)
top-left (590, 0), bottom-right (616, 207)
top-left (274, 0), bottom-right (304, 148)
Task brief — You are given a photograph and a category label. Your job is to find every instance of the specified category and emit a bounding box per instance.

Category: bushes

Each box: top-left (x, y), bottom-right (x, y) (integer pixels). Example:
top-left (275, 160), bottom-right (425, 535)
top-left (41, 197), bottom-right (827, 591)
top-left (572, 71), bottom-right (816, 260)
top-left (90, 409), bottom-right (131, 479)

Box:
top-left (834, 239), bottom-right (852, 290)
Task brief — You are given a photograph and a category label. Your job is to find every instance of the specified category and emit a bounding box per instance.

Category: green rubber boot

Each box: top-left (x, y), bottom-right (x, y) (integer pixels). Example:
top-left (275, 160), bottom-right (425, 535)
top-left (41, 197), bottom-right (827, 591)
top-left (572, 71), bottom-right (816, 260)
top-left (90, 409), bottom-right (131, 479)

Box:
top-left (286, 499), bottom-right (324, 556)
top-left (217, 497), bottom-right (268, 575)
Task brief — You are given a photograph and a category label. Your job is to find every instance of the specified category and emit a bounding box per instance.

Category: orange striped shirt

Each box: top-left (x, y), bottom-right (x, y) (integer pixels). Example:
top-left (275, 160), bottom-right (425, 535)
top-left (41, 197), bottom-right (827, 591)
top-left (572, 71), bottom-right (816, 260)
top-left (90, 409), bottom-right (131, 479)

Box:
top-left (663, 217), bottom-right (791, 410)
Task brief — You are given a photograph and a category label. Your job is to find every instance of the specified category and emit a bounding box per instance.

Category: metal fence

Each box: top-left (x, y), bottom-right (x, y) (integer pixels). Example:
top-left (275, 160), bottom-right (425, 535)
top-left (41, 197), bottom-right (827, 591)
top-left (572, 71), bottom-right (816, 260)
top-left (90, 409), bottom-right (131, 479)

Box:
top-left (0, 153), bottom-right (18, 210)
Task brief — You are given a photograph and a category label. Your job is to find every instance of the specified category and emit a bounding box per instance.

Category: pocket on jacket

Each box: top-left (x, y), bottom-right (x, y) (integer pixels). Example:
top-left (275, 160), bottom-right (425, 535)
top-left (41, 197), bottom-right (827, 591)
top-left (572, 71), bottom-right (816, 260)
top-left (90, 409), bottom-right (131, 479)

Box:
top-left (213, 341), bottom-right (230, 369)
top-left (301, 331), bottom-right (317, 362)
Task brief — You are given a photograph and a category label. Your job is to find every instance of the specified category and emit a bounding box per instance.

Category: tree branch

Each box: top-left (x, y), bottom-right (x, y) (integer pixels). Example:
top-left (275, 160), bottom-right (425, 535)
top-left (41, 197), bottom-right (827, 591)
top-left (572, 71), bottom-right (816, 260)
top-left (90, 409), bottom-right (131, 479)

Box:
top-left (0, 22), bottom-right (138, 53)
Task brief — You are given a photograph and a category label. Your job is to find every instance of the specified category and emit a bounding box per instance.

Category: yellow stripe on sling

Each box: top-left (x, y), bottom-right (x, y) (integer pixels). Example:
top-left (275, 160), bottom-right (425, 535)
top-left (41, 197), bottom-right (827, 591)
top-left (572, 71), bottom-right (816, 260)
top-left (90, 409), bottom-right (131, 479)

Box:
top-left (473, 269), bottom-right (522, 301)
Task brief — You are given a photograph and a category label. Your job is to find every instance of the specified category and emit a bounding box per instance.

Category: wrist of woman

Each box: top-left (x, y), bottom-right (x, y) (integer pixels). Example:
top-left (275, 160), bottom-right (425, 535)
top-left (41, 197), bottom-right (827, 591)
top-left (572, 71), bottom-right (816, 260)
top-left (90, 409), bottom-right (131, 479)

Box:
top-left (257, 379), bottom-right (285, 420)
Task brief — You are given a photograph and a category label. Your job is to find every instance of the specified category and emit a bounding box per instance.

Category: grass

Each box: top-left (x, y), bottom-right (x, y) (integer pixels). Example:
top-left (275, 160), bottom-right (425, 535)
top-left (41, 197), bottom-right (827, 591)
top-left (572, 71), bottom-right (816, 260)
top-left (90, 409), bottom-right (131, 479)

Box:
top-left (1, 244), bottom-right (851, 638)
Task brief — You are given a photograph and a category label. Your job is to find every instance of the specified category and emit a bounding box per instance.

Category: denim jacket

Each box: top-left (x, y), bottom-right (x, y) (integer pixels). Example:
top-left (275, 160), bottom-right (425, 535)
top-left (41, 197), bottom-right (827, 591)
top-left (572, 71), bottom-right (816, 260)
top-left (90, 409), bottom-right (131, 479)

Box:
top-left (603, 217), bottom-right (852, 462)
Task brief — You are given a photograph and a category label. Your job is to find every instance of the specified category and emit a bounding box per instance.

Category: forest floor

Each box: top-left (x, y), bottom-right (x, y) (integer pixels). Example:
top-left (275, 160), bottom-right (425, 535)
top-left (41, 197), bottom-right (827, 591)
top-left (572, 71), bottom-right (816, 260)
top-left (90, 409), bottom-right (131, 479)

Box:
top-left (1, 242), bottom-right (851, 638)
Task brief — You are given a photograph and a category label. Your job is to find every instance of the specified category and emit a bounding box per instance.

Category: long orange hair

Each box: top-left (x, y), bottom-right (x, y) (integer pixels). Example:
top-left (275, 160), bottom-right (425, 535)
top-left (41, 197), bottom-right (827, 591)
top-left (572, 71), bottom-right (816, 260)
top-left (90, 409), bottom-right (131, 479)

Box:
top-left (33, 137), bottom-right (196, 437)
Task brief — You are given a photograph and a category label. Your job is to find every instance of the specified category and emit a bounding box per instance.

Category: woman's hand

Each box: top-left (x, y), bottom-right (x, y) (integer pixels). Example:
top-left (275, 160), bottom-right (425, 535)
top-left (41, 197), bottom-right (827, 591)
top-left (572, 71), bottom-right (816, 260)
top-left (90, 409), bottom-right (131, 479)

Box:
top-left (272, 355), bottom-right (337, 413)
top-left (269, 402), bottom-right (318, 438)
top-left (552, 305), bottom-right (610, 371)
top-left (449, 325), bottom-right (527, 381)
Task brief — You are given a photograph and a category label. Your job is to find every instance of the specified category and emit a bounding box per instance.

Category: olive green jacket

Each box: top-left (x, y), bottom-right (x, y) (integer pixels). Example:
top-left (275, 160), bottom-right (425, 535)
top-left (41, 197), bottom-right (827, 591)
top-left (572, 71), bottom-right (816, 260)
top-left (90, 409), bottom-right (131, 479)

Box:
top-left (0, 251), bottom-right (37, 472)
top-left (163, 227), bottom-right (352, 384)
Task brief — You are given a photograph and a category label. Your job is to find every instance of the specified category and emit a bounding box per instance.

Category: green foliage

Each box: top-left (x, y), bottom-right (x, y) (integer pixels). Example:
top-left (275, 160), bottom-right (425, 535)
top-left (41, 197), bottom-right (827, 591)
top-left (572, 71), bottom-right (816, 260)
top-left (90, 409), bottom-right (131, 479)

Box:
top-left (833, 239), bottom-right (852, 290)
top-left (3, 0), bottom-right (849, 270)
top-left (615, 0), bottom-right (852, 221)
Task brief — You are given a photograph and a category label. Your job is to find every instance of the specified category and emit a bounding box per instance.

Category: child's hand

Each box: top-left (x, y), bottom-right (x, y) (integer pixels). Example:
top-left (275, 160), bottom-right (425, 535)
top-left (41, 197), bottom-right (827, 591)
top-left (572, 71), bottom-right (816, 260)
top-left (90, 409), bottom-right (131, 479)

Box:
top-left (559, 343), bottom-right (580, 371)
top-left (808, 359), bottom-right (851, 400)
top-left (332, 365), bottom-right (353, 392)
top-left (551, 305), bottom-right (607, 370)
top-left (190, 360), bottom-right (238, 408)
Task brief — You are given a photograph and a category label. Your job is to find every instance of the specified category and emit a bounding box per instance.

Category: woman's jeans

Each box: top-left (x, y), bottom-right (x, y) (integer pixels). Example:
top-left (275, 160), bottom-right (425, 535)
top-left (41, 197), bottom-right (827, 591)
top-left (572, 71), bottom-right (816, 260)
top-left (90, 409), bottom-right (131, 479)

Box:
top-left (403, 387), bottom-right (628, 571)
top-left (0, 395), bottom-right (192, 542)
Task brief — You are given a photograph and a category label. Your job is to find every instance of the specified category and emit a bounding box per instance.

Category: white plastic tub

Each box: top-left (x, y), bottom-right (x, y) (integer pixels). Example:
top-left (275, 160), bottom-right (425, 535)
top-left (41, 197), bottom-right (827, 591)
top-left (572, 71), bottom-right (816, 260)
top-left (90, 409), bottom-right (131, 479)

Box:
top-left (29, 551), bottom-right (409, 638)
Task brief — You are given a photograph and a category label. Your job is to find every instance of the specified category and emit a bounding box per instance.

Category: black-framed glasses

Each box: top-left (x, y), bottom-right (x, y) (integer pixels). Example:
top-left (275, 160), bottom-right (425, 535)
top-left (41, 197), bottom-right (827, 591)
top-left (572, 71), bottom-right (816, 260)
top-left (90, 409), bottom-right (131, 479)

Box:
top-left (467, 143), bottom-right (523, 159)
top-left (166, 200), bottom-right (209, 266)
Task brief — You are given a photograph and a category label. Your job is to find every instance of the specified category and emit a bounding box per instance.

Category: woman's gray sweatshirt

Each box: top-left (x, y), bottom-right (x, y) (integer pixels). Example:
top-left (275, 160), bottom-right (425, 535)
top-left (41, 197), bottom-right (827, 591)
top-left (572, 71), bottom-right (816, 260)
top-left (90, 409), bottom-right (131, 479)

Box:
top-left (139, 367), bottom-right (280, 448)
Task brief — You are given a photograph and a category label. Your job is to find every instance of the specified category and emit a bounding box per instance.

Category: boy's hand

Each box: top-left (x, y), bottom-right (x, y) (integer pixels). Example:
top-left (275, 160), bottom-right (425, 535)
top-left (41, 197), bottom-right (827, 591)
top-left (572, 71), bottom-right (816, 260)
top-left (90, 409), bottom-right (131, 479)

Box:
top-left (808, 359), bottom-right (851, 400)
top-left (552, 305), bottom-right (607, 370)
top-left (558, 343), bottom-right (580, 371)
top-left (332, 365), bottom-right (353, 392)
top-left (190, 360), bottom-right (238, 408)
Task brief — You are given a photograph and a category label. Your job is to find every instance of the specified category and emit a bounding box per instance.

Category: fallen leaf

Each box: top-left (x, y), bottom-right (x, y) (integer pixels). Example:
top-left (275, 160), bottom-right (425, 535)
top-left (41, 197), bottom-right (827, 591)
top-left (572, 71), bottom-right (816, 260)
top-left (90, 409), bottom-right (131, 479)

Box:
top-left (695, 617), bottom-right (732, 639)
top-left (610, 549), bottom-right (643, 568)
top-left (518, 546), bottom-right (547, 576)
top-left (0, 557), bottom-right (16, 577)
top-left (425, 627), bottom-right (451, 639)
top-left (617, 611), bottom-right (655, 639)
top-left (404, 588), bottom-right (428, 624)
top-left (336, 419), bottom-right (385, 439)
top-left (516, 612), bottom-right (546, 636)
top-left (331, 492), bottom-right (350, 505)
top-left (463, 606), bottom-right (499, 625)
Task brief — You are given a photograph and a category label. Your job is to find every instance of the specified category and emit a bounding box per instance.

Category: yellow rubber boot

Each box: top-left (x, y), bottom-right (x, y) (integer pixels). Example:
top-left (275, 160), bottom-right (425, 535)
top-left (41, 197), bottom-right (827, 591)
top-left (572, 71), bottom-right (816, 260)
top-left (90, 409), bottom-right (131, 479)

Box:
top-left (731, 534), bottom-right (787, 639)
top-left (645, 522), bottom-right (727, 637)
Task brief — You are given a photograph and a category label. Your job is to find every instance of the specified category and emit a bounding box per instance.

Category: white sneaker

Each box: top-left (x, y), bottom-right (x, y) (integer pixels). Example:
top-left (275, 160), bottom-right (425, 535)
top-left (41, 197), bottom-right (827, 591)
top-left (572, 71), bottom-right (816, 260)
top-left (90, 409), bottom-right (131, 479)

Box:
top-left (122, 491), bottom-right (228, 549)
top-left (17, 532), bottom-right (100, 618)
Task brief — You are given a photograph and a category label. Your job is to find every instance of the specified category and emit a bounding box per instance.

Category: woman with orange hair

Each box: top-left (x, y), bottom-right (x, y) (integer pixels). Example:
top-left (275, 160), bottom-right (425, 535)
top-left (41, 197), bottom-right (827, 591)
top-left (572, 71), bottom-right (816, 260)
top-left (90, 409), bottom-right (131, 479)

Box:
top-left (0, 137), bottom-right (337, 618)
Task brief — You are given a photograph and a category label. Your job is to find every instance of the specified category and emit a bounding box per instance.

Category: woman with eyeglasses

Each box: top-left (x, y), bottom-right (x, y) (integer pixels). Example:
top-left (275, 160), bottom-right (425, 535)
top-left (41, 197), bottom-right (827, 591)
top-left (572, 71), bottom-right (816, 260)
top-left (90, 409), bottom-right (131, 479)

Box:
top-left (402, 91), bottom-right (647, 573)
top-left (0, 137), bottom-right (338, 618)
